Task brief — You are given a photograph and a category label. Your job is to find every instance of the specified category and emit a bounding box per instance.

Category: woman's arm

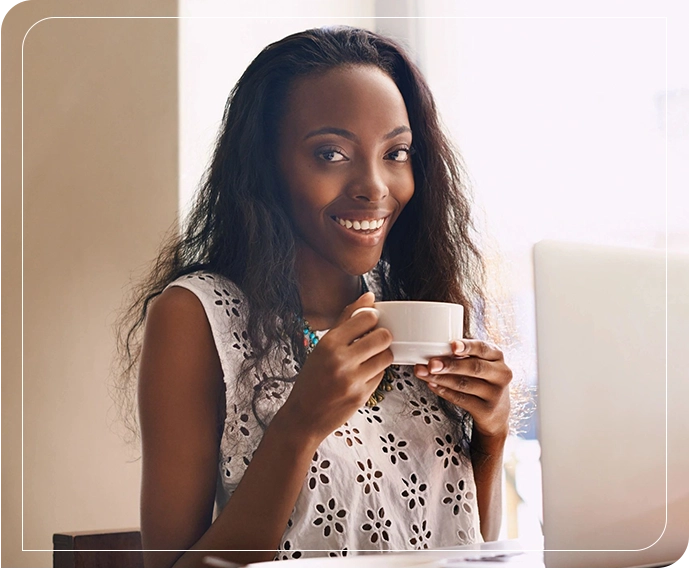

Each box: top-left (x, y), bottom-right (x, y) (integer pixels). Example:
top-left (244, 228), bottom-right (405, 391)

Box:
top-left (139, 288), bottom-right (392, 567)
top-left (139, 286), bottom-right (321, 567)
top-left (470, 430), bottom-right (507, 542)
top-left (173, 406), bottom-right (322, 567)
top-left (414, 339), bottom-right (512, 542)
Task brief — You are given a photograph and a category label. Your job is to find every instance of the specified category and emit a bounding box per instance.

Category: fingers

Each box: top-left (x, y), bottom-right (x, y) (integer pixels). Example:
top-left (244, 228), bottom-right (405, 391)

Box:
top-left (417, 356), bottom-right (512, 387)
top-left (335, 292), bottom-right (375, 326)
top-left (350, 306), bottom-right (379, 319)
top-left (423, 376), bottom-right (512, 439)
top-left (359, 347), bottom-right (395, 387)
top-left (425, 384), bottom-right (491, 416)
top-left (451, 339), bottom-right (504, 362)
top-left (415, 339), bottom-right (511, 385)
top-left (331, 292), bottom-right (386, 345)
top-left (416, 371), bottom-right (497, 402)
top-left (315, 292), bottom-right (392, 376)
top-left (413, 338), bottom-right (512, 404)
top-left (349, 327), bottom-right (393, 362)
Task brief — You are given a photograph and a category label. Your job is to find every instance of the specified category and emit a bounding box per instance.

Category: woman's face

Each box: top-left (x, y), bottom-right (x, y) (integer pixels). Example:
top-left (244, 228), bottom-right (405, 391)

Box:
top-left (277, 65), bottom-right (415, 277)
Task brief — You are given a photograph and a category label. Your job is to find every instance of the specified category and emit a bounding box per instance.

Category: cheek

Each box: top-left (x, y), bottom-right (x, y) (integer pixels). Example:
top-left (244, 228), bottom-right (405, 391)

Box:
top-left (290, 169), bottom-right (341, 214)
top-left (281, 164), bottom-right (318, 212)
top-left (285, 179), bottom-right (333, 230)
top-left (397, 171), bottom-right (415, 208)
top-left (290, 184), bottom-right (325, 214)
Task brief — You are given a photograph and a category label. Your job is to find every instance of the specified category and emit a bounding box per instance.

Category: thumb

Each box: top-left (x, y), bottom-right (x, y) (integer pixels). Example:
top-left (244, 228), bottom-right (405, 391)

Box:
top-left (335, 291), bottom-right (376, 326)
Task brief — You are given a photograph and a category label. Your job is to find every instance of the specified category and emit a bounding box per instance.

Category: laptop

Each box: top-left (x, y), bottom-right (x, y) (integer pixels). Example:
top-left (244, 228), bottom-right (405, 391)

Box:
top-left (534, 240), bottom-right (689, 567)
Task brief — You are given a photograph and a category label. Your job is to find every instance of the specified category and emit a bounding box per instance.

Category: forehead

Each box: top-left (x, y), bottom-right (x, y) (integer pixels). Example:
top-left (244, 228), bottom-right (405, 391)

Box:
top-left (280, 65), bottom-right (410, 136)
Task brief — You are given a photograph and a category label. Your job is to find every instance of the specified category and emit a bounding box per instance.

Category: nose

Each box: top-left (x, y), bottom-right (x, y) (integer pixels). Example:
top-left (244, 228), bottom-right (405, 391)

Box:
top-left (346, 161), bottom-right (389, 203)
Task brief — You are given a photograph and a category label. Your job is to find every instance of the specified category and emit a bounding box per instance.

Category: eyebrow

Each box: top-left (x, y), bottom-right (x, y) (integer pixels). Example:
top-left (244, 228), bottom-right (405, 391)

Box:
top-left (303, 125), bottom-right (412, 142)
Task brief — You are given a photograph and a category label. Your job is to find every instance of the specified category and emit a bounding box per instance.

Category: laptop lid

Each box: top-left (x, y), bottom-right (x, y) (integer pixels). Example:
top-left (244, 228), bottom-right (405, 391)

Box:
top-left (534, 240), bottom-right (688, 567)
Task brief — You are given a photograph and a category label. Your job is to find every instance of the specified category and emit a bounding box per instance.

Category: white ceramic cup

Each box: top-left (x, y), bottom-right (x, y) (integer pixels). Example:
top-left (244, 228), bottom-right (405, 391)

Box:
top-left (351, 301), bottom-right (464, 365)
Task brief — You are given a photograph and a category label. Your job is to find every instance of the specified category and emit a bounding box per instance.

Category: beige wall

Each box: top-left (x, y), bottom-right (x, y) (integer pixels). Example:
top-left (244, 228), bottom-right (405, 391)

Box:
top-left (2, 1), bottom-right (178, 566)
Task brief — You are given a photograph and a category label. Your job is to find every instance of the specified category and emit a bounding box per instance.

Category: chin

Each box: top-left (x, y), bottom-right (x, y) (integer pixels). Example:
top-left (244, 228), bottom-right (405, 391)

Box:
top-left (342, 255), bottom-right (381, 277)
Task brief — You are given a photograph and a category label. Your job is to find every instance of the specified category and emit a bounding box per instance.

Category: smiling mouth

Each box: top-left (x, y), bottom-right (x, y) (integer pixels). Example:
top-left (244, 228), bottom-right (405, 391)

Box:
top-left (332, 216), bottom-right (386, 232)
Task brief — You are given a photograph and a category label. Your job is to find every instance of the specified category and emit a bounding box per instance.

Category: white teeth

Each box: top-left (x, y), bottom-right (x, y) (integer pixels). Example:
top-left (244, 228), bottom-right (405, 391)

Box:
top-left (334, 217), bottom-right (385, 231)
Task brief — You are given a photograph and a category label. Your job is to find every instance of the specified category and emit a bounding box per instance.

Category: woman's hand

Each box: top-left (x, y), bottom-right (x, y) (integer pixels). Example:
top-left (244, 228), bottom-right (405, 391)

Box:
top-left (414, 339), bottom-right (513, 442)
top-left (414, 339), bottom-right (513, 542)
top-left (279, 292), bottom-right (394, 444)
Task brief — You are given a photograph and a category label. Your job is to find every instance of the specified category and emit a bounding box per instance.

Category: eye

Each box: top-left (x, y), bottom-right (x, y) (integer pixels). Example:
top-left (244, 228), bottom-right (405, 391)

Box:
top-left (317, 147), bottom-right (348, 162)
top-left (385, 146), bottom-right (413, 162)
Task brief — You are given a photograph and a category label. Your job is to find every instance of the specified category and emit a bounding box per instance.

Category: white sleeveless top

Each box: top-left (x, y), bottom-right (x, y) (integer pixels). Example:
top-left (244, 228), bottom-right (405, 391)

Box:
top-left (168, 271), bottom-right (482, 558)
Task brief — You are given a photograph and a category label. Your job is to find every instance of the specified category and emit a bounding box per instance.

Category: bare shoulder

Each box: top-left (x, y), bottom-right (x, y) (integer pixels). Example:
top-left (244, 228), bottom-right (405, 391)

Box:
top-left (140, 284), bottom-right (223, 395)
top-left (148, 284), bottom-right (209, 327)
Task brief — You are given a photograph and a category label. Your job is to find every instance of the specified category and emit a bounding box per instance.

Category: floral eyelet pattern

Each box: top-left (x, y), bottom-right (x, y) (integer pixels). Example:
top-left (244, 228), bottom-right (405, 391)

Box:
top-left (361, 507), bottom-right (393, 544)
top-left (457, 527), bottom-right (477, 544)
top-left (328, 548), bottom-right (349, 557)
top-left (409, 520), bottom-right (432, 549)
top-left (276, 540), bottom-right (302, 560)
top-left (435, 434), bottom-right (462, 468)
top-left (390, 367), bottom-right (414, 391)
top-left (231, 331), bottom-right (252, 359)
top-left (212, 287), bottom-right (242, 318)
top-left (409, 396), bottom-right (442, 424)
top-left (380, 433), bottom-right (409, 465)
top-left (221, 456), bottom-right (232, 480)
top-left (401, 472), bottom-right (428, 510)
top-left (171, 271), bottom-right (481, 558)
top-left (312, 498), bottom-right (347, 537)
top-left (334, 422), bottom-right (363, 447)
top-left (308, 451), bottom-right (331, 490)
top-left (357, 405), bottom-right (383, 424)
top-left (442, 479), bottom-right (475, 515)
top-left (355, 458), bottom-right (384, 495)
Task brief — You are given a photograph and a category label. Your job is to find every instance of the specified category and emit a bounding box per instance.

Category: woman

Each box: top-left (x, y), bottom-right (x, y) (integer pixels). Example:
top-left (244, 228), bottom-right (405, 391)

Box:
top-left (119, 26), bottom-right (513, 567)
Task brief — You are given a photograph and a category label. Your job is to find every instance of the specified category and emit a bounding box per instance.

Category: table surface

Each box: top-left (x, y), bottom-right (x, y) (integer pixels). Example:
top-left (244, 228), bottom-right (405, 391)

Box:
top-left (241, 538), bottom-right (545, 568)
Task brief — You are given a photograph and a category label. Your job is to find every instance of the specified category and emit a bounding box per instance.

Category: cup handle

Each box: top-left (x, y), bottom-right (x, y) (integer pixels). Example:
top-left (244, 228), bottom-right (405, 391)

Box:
top-left (350, 307), bottom-right (380, 319)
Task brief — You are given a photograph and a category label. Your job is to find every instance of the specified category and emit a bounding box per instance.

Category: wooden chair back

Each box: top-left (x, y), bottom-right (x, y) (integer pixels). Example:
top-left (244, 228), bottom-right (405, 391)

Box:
top-left (53, 529), bottom-right (143, 568)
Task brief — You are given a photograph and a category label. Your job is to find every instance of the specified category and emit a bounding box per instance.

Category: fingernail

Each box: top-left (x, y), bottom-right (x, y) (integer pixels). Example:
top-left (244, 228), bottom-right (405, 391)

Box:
top-left (454, 341), bottom-right (466, 355)
top-left (416, 367), bottom-right (429, 378)
top-left (429, 382), bottom-right (438, 388)
top-left (429, 360), bottom-right (443, 373)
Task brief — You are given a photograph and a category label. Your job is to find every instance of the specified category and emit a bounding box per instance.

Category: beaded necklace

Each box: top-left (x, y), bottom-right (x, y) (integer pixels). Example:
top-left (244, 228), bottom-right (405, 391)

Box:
top-left (301, 277), bottom-right (394, 408)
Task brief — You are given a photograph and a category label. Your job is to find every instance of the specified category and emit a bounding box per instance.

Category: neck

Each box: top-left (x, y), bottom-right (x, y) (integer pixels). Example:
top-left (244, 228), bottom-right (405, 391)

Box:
top-left (296, 248), bottom-right (363, 331)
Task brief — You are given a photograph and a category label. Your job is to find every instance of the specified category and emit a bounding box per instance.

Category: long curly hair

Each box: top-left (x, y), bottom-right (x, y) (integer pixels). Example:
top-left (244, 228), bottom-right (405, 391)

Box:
top-left (115, 26), bottom-right (489, 455)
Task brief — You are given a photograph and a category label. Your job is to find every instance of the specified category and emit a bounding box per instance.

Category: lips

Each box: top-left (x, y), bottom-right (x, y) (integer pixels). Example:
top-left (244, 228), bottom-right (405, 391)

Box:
top-left (333, 216), bottom-right (386, 231)
top-left (328, 211), bottom-right (391, 245)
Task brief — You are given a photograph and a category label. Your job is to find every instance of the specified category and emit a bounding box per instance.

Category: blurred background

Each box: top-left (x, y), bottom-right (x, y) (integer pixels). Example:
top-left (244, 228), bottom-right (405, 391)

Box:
top-left (3, 0), bottom-right (687, 566)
